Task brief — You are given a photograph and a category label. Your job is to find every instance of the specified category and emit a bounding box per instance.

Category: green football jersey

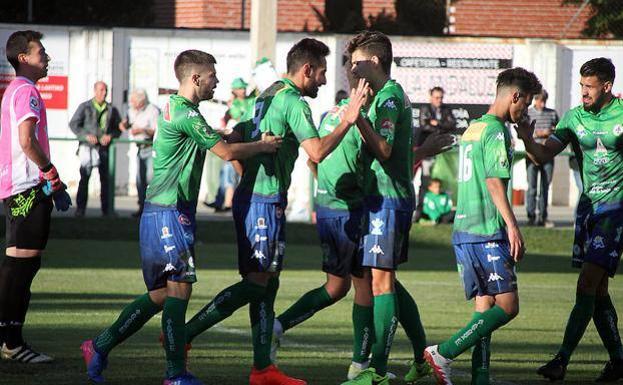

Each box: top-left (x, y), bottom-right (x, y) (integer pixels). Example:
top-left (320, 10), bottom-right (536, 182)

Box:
top-left (146, 94), bottom-right (221, 206)
top-left (362, 79), bottom-right (414, 210)
top-left (236, 78), bottom-right (319, 203)
top-left (423, 191), bottom-right (453, 222)
top-left (452, 114), bottom-right (512, 243)
top-left (228, 96), bottom-right (256, 121)
top-left (552, 97), bottom-right (623, 209)
top-left (315, 99), bottom-right (363, 211)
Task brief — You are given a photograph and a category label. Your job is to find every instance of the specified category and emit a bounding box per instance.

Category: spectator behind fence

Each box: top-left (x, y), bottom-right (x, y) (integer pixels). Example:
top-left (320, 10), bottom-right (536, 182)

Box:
top-left (69, 81), bottom-right (121, 217)
top-left (414, 86), bottom-right (456, 221)
top-left (119, 89), bottom-right (159, 217)
top-left (526, 89), bottom-right (558, 227)
top-left (422, 178), bottom-right (455, 224)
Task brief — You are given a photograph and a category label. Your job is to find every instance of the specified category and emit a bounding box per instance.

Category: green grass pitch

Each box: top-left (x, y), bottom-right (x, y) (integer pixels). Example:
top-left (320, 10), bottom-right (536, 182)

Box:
top-left (0, 218), bottom-right (620, 384)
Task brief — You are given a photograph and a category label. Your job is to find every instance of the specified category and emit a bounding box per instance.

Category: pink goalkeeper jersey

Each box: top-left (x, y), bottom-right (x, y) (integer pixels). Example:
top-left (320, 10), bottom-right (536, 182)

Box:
top-left (0, 76), bottom-right (50, 199)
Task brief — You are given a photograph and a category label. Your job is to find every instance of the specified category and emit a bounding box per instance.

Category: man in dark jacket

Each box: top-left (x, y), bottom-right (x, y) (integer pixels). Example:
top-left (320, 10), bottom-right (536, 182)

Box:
top-left (69, 81), bottom-right (121, 217)
top-left (415, 86), bottom-right (456, 221)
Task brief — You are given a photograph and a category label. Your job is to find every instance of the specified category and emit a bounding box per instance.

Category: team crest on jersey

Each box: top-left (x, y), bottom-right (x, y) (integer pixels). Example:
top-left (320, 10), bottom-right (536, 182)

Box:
top-left (380, 119), bottom-right (395, 139)
top-left (383, 99), bottom-right (397, 110)
top-left (29, 95), bottom-right (40, 111)
top-left (163, 103), bottom-right (171, 122)
top-left (613, 124), bottom-right (623, 136)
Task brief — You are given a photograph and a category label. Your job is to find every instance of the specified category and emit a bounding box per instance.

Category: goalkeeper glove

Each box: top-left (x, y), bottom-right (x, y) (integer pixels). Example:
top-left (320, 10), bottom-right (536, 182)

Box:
top-left (40, 163), bottom-right (63, 193)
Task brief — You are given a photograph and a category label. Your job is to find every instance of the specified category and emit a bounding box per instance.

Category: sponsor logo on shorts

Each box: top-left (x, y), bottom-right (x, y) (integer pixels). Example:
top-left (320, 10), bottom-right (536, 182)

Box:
top-left (371, 218), bottom-right (385, 235)
top-left (178, 214), bottom-right (191, 226)
top-left (253, 250), bottom-right (267, 261)
top-left (254, 234), bottom-right (268, 242)
top-left (592, 236), bottom-right (606, 249)
top-left (256, 217), bottom-right (267, 229)
top-left (164, 245), bottom-right (176, 253)
top-left (163, 263), bottom-right (176, 272)
top-left (487, 254), bottom-right (500, 262)
top-left (488, 273), bottom-right (504, 282)
top-left (276, 206), bottom-right (283, 219)
top-left (369, 244), bottom-right (384, 255)
top-left (161, 226), bottom-right (172, 239)
top-left (485, 242), bottom-right (498, 249)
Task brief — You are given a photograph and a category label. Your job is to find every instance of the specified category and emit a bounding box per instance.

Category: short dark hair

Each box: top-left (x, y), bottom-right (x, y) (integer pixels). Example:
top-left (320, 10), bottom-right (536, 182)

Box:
top-left (535, 89), bottom-right (548, 102)
top-left (335, 89), bottom-right (348, 104)
top-left (496, 67), bottom-right (542, 97)
top-left (174, 50), bottom-right (216, 82)
top-left (430, 86), bottom-right (444, 95)
top-left (347, 31), bottom-right (393, 74)
top-left (286, 38), bottom-right (330, 74)
top-left (430, 178), bottom-right (442, 185)
top-left (580, 57), bottom-right (615, 83)
top-left (6, 30), bottom-right (43, 71)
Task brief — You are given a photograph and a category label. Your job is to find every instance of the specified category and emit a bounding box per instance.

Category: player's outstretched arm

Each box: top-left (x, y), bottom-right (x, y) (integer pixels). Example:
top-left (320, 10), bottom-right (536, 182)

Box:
top-left (210, 133), bottom-right (281, 161)
top-left (301, 79), bottom-right (369, 163)
top-left (413, 133), bottom-right (454, 163)
top-left (486, 177), bottom-right (525, 262)
top-left (516, 118), bottom-right (565, 164)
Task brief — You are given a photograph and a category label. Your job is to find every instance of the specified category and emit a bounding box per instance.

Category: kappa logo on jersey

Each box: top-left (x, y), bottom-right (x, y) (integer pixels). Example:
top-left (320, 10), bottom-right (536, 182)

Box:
top-left (576, 124), bottom-right (587, 138)
top-left (29, 95), bottom-right (40, 111)
top-left (487, 254), bottom-right (500, 263)
top-left (383, 99), bottom-right (397, 110)
top-left (187, 110), bottom-right (199, 118)
top-left (592, 235), bottom-right (606, 249)
top-left (613, 124), bottom-right (623, 136)
top-left (485, 242), bottom-right (499, 249)
top-left (488, 273), bottom-right (504, 282)
top-left (370, 218), bottom-right (385, 235)
top-left (495, 132), bottom-right (504, 141)
top-left (610, 250), bottom-right (619, 258)
top-left (178, 214), bottom-right (191, 226)
top-left (164, 245), bottom-right (176, 253)
top-left (161, 226), bottom-right (172, 239)
top-left (256, 217), bottom-right (267, 229)
top-left (163, 103), bottom-right (171, 122)
top-left (369, 244), bottom-right (384, 255)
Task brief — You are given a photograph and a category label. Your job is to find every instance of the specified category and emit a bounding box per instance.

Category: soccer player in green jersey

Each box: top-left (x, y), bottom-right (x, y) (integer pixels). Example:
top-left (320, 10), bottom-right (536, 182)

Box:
top-left (182, 39), bottom-right (369, 385)
top-left (335, 30), bottom-right (425, 385)
top-left (517, 58), bottom-right (623, 382)
top-left (271, 64), bottom-right (453, 384)
top-left (80, 50), bottom-right (281, 385)
top-left (424, 67), bottom-right (541, 385)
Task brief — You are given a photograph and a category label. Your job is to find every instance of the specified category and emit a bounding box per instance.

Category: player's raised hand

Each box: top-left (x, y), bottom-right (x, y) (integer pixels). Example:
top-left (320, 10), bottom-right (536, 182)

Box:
top-left (507, 224), bottom-right (525, 262)
top-left (343, 78), bottom-right (370, 126)
top-left (419, 133), bottom-right (455, 157)
top-left (261, 132), bottom-right (282, 153)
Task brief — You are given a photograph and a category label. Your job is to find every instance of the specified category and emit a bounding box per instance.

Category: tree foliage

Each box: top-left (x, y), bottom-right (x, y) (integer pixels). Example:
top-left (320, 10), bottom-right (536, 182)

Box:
top-left (564, 0), bottom-right (623, 38)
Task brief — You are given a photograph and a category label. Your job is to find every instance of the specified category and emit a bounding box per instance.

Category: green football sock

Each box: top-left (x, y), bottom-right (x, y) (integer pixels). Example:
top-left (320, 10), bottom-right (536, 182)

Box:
top-left (277, 285), bottom-right (335, 331)
top-left (439, 305), bottom-right (510, 359)
top-left (185, 279), bottom-right (265, 343)
top-left (559, 292), bottom-right (596, 363)
top-left (352, 303), bottom-right (374, 364)
top-left (369, 293), bottom-right (398, 377)
top-left (250, 277), bottom-right (279, 370)
top-left (471, 315), bottom-right (491, 385)
top-left (162, 296), bottom-right (189, 379)
top-left (395, 280), bottom-right (427, 363)
top-left (593, 295), bottom-right (623, 362)
top-left (94, 293), bottom-right (161, 355)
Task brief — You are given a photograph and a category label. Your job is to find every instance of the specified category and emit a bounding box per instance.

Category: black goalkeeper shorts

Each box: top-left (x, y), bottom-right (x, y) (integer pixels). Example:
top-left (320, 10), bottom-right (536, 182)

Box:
top-left (4, 186), bottom-right (53, 250)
